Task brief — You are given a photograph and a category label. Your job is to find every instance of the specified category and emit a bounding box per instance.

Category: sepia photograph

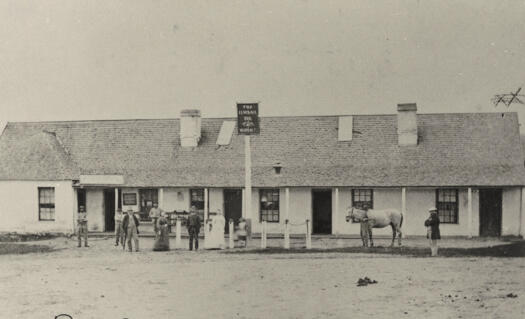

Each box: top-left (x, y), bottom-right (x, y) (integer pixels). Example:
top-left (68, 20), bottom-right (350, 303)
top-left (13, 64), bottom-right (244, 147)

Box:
top-left (0, 1), bottom-right (524, 318)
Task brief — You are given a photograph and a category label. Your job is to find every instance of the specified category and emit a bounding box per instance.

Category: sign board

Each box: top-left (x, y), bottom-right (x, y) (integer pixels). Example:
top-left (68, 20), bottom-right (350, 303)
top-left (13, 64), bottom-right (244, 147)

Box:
top-left (237, 103), bottom-right (259, 135)
top-left (123, 193), bottom-right (137, 206)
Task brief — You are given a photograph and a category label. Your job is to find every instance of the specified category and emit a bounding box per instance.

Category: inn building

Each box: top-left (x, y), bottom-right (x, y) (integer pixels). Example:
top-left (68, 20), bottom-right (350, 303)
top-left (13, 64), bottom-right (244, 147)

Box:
top-left (1, 104), bottom-right (525, 238)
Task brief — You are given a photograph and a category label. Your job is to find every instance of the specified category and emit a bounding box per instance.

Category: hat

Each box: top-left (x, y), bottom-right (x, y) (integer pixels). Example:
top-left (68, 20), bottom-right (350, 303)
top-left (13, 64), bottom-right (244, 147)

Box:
top-left (428, 207), bottom-right (438, 212)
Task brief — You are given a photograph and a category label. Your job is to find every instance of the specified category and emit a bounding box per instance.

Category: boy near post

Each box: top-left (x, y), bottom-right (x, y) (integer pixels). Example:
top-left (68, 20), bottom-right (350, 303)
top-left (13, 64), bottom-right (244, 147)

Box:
top-left (77, 206), bottom-right (89, 248)
top-left (114, 208), bottom-right (125, 246)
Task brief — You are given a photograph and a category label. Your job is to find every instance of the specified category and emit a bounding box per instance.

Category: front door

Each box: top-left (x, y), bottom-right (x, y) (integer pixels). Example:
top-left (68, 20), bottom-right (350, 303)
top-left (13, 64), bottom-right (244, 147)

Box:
top-left (139, 189), bottom-right (158, 220)
top-left (479, 189), bottom-right (502, 237)
top-left (224, 189), bottom-right (242, 233)
top-left (104, 189), bottom-right (115, 232)
top-left (312, 190), bottom-right (332, 234)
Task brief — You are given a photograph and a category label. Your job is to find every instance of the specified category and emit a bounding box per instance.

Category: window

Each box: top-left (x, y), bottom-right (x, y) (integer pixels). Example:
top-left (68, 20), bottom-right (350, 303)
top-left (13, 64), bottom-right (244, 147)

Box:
top-left (352, 189), bottom-right (373, 210)
top-left (436, 189), bottom-right (458, 224)
top-left (260, 189), bottom-right (280, 222)
top-left (190, 189), bottom-right (209, 221)
top-left (39, 187), bottom-right (55, 221)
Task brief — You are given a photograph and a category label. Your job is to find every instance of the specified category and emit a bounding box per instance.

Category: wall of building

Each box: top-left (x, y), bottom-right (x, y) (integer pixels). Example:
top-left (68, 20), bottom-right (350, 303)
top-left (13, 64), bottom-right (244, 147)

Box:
top-left (0, 180), bottom-right (75, 233)
top-left (162, 188), bottom-right (190, 211)
top-left (502, 188), bottom-right (521, 236)
top-left (208, 188), bottom-right (223, 214)
top-left (86, 188), bottom-right (104, 232)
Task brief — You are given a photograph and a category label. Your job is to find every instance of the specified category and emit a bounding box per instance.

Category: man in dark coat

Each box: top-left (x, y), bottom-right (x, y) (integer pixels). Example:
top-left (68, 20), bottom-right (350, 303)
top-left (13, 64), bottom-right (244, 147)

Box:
top-left (122, 209), bottom-right (140, 252)
top-left (424, 207), bottom-right (441, 256)
top-left (187, 206), bottom-right (201, 251)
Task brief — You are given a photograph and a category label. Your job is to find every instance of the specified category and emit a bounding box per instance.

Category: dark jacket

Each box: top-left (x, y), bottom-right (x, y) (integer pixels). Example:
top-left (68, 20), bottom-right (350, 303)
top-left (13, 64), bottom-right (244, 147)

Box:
top-left (187, 213), bottom-right (201, 233)
top-left (122, 214), bottom-right (140, 234)
top-left (424, 213), bottom-right (441, 239)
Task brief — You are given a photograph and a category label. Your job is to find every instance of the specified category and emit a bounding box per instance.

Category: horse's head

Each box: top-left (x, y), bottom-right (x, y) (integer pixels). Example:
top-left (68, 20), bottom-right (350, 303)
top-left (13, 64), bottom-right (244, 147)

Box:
top-left (346, 206), bottom-right (367, 223)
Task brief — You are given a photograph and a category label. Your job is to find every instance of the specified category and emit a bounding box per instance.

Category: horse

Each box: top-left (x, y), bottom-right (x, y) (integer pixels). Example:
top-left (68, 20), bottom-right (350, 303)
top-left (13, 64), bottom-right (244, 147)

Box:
top-left (346, 206), bottom-right (403, 247)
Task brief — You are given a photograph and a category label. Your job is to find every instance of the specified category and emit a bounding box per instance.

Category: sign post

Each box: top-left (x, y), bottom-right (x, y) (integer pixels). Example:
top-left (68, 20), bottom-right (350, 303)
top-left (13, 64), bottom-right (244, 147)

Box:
top-left (237, 103), bottom-right (259, 222)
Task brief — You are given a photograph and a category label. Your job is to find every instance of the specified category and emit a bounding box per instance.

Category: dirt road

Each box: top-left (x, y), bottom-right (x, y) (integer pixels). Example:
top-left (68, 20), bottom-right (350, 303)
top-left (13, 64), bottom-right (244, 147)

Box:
top-left (1, 237), bottom-right (524, 319)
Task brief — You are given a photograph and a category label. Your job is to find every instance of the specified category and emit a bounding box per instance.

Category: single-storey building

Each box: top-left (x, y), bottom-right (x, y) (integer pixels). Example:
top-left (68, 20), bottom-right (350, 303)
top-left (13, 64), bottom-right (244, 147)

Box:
top-left (1, 104), bottom-right (525, 237)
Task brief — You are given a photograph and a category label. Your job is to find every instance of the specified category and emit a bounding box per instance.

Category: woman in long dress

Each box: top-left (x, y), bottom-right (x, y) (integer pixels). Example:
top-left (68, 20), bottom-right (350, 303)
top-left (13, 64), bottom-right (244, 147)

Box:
top-left (205, 210), bottom-right (226, 249)
top-left (153, 212), bottom-right (170, 251)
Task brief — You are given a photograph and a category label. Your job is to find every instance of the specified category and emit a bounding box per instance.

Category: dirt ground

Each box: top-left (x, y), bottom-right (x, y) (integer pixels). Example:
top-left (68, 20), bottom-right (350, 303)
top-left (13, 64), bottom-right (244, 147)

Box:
top-left (1, 236), bottom-right (524, 319)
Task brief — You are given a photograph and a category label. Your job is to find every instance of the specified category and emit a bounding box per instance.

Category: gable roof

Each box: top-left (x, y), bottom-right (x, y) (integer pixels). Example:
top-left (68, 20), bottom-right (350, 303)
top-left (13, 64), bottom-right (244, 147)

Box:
top-left (1, 112), bottom-right (524, 187)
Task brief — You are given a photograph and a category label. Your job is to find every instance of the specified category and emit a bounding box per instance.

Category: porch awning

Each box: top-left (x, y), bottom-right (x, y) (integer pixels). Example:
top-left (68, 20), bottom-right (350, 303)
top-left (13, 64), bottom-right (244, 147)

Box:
top-left (79, 174), bottom-right (124, 186)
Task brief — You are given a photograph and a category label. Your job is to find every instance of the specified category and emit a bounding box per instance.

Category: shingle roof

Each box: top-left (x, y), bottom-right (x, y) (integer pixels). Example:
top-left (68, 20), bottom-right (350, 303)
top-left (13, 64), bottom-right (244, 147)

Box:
top-left (1, 112), bottom-right (524, 187)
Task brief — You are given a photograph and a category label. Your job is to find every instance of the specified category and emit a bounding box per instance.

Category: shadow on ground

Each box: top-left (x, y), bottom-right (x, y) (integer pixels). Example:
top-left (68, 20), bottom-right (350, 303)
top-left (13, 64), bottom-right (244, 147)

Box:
top-left (0, 243), bottom-right (56, 255)
top-left (224, 241), bottom-right (525, 257)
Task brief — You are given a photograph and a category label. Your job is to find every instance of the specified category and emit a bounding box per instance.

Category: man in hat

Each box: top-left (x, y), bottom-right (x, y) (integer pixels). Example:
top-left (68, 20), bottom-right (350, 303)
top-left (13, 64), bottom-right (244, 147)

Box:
top-left (187, 205), bottom-right (201, 251)
top-left (122, 209), bottom-right (140, 252)
top-left (77, 206), bottom-right (89, 247)
top-left (114, 208), bottom-right (125, 246)
top-left (424, 207), bottom-right (441, 256)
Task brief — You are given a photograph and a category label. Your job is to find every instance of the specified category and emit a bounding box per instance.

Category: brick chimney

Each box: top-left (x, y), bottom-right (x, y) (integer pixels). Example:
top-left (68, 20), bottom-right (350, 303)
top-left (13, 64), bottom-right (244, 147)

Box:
top-left (397, 103), bottom-right (418, 146)
top-left (180, 109), bottom-right (201, 147)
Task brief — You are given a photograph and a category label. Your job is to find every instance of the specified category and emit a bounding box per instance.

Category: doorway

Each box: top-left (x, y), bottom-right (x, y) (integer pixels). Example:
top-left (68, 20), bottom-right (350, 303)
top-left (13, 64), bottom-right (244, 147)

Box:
top-left (479, 189), bottom-right (502, 237)
top-left (139, 188), bottom-right (158, 221)
top-left (312, 190), bottom-right (332, 234)
top-left (224, 189), bottom-right (243, 233)
top-left (103, 189), bottom-right (115, 232)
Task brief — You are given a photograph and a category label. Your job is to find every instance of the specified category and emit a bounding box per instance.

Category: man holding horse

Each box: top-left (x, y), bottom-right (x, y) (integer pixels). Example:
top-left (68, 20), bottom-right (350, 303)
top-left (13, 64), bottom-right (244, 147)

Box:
top-left (346, 206), bottom-right (403, 247)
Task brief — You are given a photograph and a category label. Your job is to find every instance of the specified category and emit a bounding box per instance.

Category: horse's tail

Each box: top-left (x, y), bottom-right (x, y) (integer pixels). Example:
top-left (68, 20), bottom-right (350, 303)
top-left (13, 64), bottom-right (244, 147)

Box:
top-left (399, 212), bottom-right (404, 229)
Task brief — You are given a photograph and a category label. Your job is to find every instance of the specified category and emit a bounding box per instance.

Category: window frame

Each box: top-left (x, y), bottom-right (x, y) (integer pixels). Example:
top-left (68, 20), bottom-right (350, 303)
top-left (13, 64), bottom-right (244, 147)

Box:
top-left (38, 187), bottom-right (55, 221)
top-left (436, 189), bottom-right (459, 224)
top-left (259, 188), bottom-right (280, 223)
top-left (351, 189), bottom-right (374, 210)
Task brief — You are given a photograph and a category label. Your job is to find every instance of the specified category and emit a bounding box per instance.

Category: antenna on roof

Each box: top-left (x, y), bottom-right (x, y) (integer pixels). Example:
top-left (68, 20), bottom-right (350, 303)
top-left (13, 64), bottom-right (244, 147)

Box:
top-left (492, 87), bottom-right (525, 107)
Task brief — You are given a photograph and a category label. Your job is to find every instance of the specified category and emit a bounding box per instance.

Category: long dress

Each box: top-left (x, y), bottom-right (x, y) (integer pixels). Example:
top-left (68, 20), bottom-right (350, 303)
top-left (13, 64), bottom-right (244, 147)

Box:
top-left (205, 215), bottom-right (226, 249)
top-left (153, 216), bottom-right (170, 251)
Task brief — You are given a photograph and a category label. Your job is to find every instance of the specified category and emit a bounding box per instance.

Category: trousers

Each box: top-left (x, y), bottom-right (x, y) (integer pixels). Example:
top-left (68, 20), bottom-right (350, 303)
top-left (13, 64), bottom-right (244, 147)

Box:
top-left (115, 221), bottom-right (125, 245)
top-left (77, 224), bottom-right (88, 247)
top-left (189, 228), bottom-right (199, 250)
top-left (429, 239), bottom-right (439, 256)
top-left (127, 226), bottom-right (139, 252)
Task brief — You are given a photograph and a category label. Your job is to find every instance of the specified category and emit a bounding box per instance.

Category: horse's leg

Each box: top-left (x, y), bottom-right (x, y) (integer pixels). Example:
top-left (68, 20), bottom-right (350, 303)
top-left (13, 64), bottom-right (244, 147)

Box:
top-left (397, 225), bottom-right (403, 246)
top-left (369, 227), bottom-right (373, 247)
top-left (390, 224), bottom-right (396, 247)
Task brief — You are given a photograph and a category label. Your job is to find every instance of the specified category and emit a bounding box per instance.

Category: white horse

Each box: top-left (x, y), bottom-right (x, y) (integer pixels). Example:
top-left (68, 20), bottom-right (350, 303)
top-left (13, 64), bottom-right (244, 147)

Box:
top-left (346, 206), bottom-right (403, 247)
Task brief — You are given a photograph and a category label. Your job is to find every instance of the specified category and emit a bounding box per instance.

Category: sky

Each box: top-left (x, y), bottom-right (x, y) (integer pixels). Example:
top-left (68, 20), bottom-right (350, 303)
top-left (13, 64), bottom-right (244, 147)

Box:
top-left (1, 0), bottom-right (525, 126)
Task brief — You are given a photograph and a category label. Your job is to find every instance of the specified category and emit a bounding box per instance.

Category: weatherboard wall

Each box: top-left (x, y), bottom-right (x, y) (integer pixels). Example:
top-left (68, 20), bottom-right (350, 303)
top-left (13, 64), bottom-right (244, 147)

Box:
top-left (0, 181), bottom-right (75, 233)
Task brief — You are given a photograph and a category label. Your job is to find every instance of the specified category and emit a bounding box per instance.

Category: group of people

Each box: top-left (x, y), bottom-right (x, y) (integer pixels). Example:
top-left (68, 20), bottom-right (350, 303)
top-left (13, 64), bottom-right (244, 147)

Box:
top-left (77, 203), bottom-right (247, 252)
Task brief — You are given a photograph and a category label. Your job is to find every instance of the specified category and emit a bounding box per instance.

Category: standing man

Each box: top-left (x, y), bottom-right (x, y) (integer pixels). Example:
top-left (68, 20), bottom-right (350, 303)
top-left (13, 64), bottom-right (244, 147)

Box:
top-left (77, 206), bottom-right (89, 248)
top-left (360, 217), bottom-right (372, 247)
top-left (114, 208), bottom-right (125, 247)
top-left (123, 209), bottom-right (140, 252)
top-left (424, 207), bottom-right (441, 257)
top-left (149, 202), bottom-right (163, 234)
top-left (187, 205), bottom-right (201, 251)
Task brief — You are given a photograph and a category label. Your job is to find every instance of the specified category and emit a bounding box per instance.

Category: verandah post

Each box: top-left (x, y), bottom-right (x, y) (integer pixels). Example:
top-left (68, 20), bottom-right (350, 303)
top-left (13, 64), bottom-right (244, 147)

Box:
top-left (229, 219), bottom-right (234, 249)
top-left (175, 218), bottom-right (182, 249)
top-left (284, 219), bottom-right (290, 249)
top-left (261, 220), bottom-right (267, 249)
top-left (306, 219), bottom-right (312, 249)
